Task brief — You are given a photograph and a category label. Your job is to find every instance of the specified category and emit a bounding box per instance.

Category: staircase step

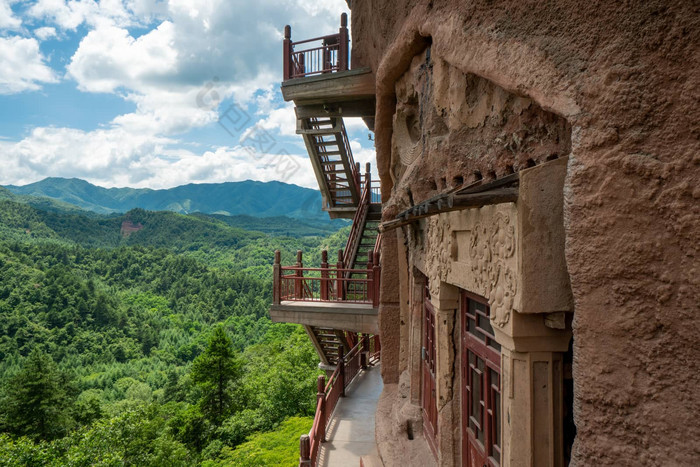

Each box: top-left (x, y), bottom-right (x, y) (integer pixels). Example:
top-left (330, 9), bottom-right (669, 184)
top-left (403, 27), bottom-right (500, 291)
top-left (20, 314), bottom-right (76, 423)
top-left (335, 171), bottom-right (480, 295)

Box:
top-left (313, 140), bottom-right (341, 147)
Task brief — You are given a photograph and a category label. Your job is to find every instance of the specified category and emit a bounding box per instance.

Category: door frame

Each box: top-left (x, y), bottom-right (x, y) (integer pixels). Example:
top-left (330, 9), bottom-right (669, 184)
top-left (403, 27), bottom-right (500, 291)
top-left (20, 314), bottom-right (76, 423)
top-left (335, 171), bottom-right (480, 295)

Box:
top-left (422, 283), bottom-right (439, 460)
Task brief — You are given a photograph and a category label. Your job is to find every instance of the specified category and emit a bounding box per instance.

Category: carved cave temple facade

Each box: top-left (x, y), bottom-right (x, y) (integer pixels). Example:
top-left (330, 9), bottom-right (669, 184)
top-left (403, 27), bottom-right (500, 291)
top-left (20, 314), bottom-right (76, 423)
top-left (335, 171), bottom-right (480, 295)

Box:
top-left (373, 44), bottom-right (578, 466)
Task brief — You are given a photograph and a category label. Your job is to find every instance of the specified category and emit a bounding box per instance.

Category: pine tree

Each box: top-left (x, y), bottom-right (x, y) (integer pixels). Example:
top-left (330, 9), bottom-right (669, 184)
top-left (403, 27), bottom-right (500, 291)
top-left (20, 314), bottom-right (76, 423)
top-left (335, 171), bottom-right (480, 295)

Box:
top-left (190, 326), bottom-right (242, 425)
top-left (0, 348), bottom-right (74, 440)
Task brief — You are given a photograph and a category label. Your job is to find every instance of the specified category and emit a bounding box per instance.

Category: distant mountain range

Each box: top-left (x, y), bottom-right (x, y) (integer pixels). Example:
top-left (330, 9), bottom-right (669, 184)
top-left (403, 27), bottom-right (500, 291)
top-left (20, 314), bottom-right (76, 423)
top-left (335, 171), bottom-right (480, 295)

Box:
top-left (3, 177), bottom-right (330, 221)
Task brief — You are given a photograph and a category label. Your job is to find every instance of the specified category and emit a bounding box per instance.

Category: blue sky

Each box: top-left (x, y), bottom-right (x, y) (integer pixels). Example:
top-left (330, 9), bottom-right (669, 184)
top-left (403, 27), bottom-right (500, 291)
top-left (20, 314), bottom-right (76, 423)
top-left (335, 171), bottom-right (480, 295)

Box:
top-left (0, 0), bottom-right (376, 189)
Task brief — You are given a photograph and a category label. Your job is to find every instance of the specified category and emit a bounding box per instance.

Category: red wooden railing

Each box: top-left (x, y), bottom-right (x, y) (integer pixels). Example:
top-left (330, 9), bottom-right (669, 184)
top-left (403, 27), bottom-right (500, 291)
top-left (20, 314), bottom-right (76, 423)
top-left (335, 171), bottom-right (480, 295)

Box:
top-left (343, 166), bottom-right (372, 267)
top-left (299, 336), bottom-right (379, 466)
top-left (272, 250), bottom-right (381, 307)
top-left (283, 13), bottom-right (349, 81)
top-left (359, 178), bottom-right (381, 204)
top-left (369, 334), bottom-right (381, 365)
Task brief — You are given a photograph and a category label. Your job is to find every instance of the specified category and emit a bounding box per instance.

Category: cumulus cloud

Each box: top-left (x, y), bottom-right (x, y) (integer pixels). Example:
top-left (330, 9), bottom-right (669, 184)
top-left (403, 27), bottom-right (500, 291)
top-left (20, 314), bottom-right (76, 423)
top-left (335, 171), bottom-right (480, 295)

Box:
top-left (67, 21), bottom-right (177, 93)
top-left (0, 0), bottom-right (21, 29)
top-left (56, 0), bottom-right (354, 147)
top-left (1, 0), bottom-right (363, 189)
top-left (251, 102), bottom-right (297, 138)
top-left (27, 0), bottom-right (165, 30)
top-left (0, 125), bottom-right (317, 189)
top-left (34, 26), bottom-right (57, 40)
top-left (0, 36), bottom-right (58, 94)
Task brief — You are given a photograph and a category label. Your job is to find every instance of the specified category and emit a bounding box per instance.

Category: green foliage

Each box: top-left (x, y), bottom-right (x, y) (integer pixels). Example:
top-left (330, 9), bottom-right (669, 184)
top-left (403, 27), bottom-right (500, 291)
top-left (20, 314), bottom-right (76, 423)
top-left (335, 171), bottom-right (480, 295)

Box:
top-left (210, 416), bottom-right (313, 467)
top-left (0, 196), bottom-right (339, 464)
top-left (0, 348), bottom-right (75, 440)
top-left (191, 327), bottom-right (243, 424)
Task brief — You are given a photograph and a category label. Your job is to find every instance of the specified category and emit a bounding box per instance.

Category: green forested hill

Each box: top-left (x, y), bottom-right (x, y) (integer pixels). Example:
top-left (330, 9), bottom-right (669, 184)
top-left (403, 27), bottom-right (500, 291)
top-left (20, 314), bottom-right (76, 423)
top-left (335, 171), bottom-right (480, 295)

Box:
top-left (0, 196), bottom-right (349, 465)
top-left (4, 177), bottom-right (333, 222)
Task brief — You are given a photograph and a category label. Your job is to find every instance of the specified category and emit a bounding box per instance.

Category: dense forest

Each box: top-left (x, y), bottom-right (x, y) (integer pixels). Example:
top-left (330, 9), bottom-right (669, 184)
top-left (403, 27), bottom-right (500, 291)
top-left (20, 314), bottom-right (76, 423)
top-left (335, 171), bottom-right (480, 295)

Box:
top-left (0, 194), bottom-right (349, 465)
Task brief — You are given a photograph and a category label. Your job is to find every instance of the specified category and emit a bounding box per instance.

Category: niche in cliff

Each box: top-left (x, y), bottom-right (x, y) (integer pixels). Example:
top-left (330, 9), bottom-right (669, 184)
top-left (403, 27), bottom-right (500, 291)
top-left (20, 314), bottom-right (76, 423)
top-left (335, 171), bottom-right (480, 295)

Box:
top-left (390, 49), bottom-right (571, 208)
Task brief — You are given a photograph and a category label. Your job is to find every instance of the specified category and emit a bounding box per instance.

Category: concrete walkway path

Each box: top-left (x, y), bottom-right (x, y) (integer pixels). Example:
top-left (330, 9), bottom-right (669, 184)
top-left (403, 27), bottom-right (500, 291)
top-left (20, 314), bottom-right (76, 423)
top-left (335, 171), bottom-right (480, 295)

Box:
top-left (317, 365), bottom-right (383, 467)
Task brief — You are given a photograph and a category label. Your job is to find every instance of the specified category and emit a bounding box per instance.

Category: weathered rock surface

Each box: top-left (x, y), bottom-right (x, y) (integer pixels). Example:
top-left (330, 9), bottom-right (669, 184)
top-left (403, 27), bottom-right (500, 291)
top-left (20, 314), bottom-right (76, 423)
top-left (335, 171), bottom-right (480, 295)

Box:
top-left (352, 1), bottom-right (700, 465)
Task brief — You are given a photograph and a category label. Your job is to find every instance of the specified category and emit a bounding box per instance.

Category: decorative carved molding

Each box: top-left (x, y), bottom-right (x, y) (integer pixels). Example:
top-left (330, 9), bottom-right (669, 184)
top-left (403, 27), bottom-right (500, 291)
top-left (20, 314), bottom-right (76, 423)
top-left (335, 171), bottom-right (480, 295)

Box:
top-left (468, 211), bottom-right (517, 327)
top-left (425, 217), bottom-right (452, 298)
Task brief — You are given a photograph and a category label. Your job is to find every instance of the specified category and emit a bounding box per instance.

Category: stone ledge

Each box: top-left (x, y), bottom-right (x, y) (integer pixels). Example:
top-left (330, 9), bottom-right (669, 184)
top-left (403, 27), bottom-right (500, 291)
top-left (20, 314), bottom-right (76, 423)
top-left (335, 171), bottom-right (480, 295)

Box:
top-left (375, 384), bottom-right (437, 467)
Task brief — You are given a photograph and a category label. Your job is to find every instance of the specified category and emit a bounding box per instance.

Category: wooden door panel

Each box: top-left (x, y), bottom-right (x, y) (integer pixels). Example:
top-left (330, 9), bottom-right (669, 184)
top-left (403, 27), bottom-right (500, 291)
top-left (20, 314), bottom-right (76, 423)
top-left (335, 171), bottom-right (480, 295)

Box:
top-left (462, 291), bottom-right (501, 467)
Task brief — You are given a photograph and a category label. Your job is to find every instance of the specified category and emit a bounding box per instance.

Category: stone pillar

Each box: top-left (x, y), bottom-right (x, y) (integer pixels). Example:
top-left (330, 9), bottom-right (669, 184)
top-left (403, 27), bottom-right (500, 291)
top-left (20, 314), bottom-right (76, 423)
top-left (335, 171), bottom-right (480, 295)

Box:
top-left (379, 231), bottom-right (401, 384)
top-left (495, 312), bottom-right (570, 467)
top-left (397, 228), bottom-right (411, 376)
top-left (408, 270), bottom-right (425, 405)
top-left (431, 283), bottom-right (460, 467)
top-left (501, 349), bottom-right (565, 467)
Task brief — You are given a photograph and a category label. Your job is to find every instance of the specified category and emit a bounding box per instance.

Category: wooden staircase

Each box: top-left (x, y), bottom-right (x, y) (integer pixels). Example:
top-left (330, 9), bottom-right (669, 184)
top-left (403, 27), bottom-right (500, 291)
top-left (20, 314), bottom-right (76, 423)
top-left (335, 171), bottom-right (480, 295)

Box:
top-left (297, 116), bottom-right (361, 218)
top-left (287, 113), bottom-right (380, 367)
top-left (350, 208), bottom-right (381, 271)
top-left (305, 326), bottom-right (355, 365)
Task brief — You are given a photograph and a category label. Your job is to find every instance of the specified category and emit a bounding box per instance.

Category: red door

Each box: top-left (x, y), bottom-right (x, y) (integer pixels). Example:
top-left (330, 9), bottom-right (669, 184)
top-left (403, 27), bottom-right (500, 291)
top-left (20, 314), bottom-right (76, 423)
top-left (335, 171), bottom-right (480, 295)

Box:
top-left (462, 291), bottom-right (501, 467)
top-left (422, 284), bottom-right (438, 458)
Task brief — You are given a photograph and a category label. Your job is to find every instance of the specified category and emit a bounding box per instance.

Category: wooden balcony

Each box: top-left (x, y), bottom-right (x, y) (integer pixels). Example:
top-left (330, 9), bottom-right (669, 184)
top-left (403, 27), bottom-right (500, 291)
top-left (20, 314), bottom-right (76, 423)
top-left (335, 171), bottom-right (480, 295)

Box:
top-left (281, 13), bottom-right (375, 122)
top-left (270, 250), bottom-right (380, 335)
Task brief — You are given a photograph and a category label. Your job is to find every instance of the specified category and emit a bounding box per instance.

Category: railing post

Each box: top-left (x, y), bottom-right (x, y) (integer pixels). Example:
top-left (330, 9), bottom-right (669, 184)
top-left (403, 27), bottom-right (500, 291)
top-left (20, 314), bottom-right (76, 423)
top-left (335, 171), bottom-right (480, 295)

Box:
top-left (273, 250), bottom-right (281, 305)
top-left (317, 375), bottom-right (327, 442)
top-left (295, 250), bottom-right (303, 300)
top-left (338, 345), bottom-right (346, 397)
top-left (339, 13), bottom-right (349, 71)
top-left (355, 162), bottom-right (361, 192)
top-left (283, 25), bottom-right (292, 81)
top-left (373, 251), bottom-right (381, 307)
top-left (361, 334), bottom-right (369, 369)
top-left (299, 434), bottom-right (311, 467)
top-left (366, 253), bottom-right (374, 304)
top-left (320, 250), bottom-right (329, 301)
top-left (336, 249), bottom-right (345, 301)
top-left (365, 162), bottom-right (372, 200)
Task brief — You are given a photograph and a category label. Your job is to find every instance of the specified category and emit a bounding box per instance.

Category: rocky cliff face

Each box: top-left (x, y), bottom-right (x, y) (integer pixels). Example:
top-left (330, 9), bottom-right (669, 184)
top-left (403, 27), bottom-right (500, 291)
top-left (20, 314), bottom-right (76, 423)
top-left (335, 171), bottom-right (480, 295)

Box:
top-left (351, 1), bottom-right (700, 465)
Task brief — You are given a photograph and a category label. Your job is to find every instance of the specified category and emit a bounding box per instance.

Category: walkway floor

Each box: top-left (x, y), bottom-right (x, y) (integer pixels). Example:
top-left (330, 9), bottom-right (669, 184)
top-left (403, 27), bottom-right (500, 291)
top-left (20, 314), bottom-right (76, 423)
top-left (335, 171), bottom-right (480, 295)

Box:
top-left (317, 365), bottom-right (383, 467)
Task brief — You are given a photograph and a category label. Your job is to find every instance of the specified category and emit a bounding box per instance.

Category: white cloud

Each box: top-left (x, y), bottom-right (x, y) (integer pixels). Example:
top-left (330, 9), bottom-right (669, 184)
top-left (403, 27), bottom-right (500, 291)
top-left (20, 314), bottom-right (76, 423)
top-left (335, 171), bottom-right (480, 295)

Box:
top-left (0, 0), bottom-right (21, 29)
top-left (252, 102), bottom-right (297, 138)
top-left (0, 125), bottom-right (317, 189)
top-left (34, 26), bottom-right (57, 40)
top-left (67, 21), bottom-right (177, 93)
top-left (57, 0), bottom-right (354, 144)
top-left (27, 0), bottom-right (164, 30)
top-left (1, 0), bottom-right (361, 189)
top-left (0, 36), bottom-right (58, 94)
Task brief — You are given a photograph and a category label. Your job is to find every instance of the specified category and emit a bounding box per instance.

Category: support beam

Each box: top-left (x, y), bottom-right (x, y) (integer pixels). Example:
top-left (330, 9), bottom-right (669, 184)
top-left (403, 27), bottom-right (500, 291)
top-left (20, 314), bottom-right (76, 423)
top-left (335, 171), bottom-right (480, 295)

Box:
top-left (295, 100), bottom-right (376, 119)
top-left (380, 188), bottom-right (519, 232)
top-left (304, 325), bottom-right (330, 366)
top-left (281, 67), bottom-right (375, 104)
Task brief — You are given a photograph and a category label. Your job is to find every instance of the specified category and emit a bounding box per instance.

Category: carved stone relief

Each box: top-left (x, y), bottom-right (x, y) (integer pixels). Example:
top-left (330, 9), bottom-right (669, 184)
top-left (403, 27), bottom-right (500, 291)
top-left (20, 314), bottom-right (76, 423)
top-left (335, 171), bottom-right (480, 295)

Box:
top-left (468, 211), bottom-right (517, 327)
top-left (425, 216), bottom-right (453, 299)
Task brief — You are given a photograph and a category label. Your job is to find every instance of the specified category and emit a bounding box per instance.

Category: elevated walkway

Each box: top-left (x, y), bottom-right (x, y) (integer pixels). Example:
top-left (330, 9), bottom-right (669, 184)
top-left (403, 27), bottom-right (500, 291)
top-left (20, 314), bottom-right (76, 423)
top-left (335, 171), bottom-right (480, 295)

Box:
top-left (317, 365), bottom-right (383, 467)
